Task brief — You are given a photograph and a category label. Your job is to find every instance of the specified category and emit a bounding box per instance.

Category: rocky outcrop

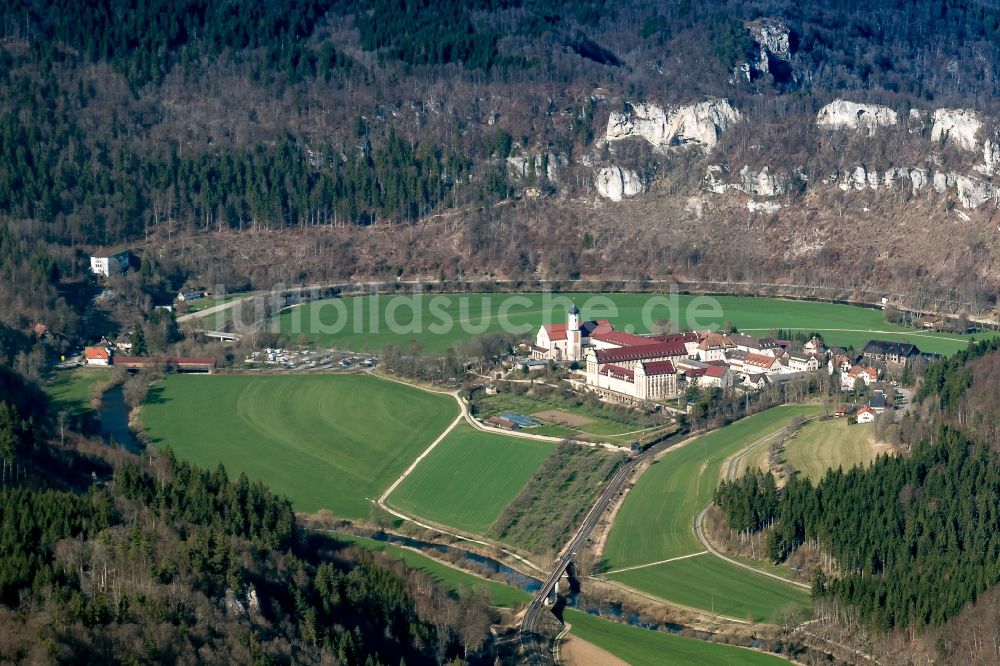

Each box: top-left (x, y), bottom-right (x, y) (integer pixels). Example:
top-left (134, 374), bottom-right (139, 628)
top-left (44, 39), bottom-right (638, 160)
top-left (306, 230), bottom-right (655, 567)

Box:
top-left (606, 99), bottom-right (741, 151)
top-left (747, 200), bottom-right (782, 214)
top-left (832, 164), bottom-right (995, 208)
top-left (975, 139), bottom-right (1000, 176)
top-left (706, 165), bottom-right (789, 196)
top-left (954, 174), bottom-right (999, 208)
top-left (594, 166), bottom-right (644, 201)
top-left (817, 100), bottom-right (898, 133)
top-left (748, 18), bottom-right (790, 61)
top-left (837, 165), bottom-right (928, 196)
top-left (747, 18), bottom-right (791, 76)
top-left (507, 152), bottom-right (569, 184)
top-left (737, 18), bottom-right (795, 83)
top-left (931, 108), bottom-right (981, 151)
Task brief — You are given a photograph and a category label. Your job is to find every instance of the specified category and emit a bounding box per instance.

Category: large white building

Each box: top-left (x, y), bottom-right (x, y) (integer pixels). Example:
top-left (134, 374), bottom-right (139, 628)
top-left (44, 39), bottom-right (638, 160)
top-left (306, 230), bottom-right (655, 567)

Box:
top-left (533, 305), bottom-right (825, 403)
top-left (90, 250), bottom-right (129, 278)
top-left (533, 304), bottom-right (613, 362)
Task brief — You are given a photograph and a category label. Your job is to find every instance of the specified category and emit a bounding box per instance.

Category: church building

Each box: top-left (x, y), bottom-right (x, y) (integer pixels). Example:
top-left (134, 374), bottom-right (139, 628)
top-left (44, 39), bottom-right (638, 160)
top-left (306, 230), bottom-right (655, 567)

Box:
top-left (533, 304), bottom-right (612, 361)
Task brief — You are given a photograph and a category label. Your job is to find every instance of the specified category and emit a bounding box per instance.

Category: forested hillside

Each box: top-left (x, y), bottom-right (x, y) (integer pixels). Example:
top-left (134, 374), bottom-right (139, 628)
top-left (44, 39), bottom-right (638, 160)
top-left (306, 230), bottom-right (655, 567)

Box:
top-left (0, 371), bottom-right (495, 663)
top-left (3, 0), bottom-right (1000, 342)
top-left (714, 340), bottom-right (1000, 661)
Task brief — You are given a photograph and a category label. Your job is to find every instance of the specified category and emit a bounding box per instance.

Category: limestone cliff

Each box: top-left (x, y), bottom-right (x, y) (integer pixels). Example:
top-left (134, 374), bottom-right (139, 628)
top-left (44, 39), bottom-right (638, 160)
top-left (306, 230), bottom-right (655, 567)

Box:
top-left (606, 99), bottom-right (741, 151)
top-left (594, 166), bottom-right (644, 201)
top-left (931, 108), bottom-right (982, 151)
top-left (817, 100), bottom-right (898, 133)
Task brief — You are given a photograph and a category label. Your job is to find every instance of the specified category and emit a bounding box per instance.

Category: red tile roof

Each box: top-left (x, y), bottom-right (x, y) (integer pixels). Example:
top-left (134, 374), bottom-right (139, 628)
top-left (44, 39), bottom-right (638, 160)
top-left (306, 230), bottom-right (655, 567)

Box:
top-left (601, 364), bottom-right (634, 381)
top-left (84, 346), bottom-right (110, 360)
top-left (705, 365), bottom-right (728, 378)
top-left (649, 332), bottom-right (700, 344)
top-left (543, 323), bottom-right (568, 340)
top-left (698, 333), bottom-right (735, 350)
top-left (848, 366), bottom-right (878, 380)
top-left (641, 360), bottom-right (675, 376)
top-left (594, 341), bottom-right (687, 364)
top-left (744, 353), bottom-right (778, 369)
top-left (543, 319), bottom-right (612, 340)
top-left (591, 330), bottom-right (652, 347)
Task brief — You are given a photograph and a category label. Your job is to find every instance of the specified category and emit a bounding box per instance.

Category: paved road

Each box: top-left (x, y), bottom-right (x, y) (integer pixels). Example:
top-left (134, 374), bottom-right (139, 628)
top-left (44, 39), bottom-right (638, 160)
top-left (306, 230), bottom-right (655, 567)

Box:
top-left (518, 430), bottom-right (687, 664)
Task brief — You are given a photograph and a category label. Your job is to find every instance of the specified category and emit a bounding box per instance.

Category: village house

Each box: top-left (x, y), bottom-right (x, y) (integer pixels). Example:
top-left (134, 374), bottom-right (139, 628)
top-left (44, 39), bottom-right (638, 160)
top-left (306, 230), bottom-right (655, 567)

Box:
top-left (89, 250), bottom-right (129, 278)
top-left (742, 372), bottom-right (771, 391)
top-left (729, 334), bottom-right (783, 357)
top-left (177, 290), bottom-right (206, 302)
top-left (842, 365), bottom-right (879, 391)
top-left (803, 336), bottom-right (826, 354)
top-left (743, 353), bottom-right (783, 375)
top-left (84, 346), bottom-right (111, 366)
top-left (869, 392), bottom-right (888, 413)
top-left (700, 364), bottom-right (733, 389)
top-left (786, 353), bottom-right (821, 373)
top-left (697, 332), bottom-right (736, 361)
top-left (828, 354), bottom-right (853, 375)
top-left (856, 406), bottom-right (877, 424)
top-left (862, 340), bottom-right (922, 367)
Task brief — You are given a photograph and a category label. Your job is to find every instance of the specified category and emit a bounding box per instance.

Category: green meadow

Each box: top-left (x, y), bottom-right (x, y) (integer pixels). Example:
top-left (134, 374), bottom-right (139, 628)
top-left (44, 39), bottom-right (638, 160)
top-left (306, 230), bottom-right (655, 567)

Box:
top-left (45, 367), bottom-right (113, 420)
top-left (603, 405), bottom-right (821, 569)
top-left (142, 374), bottom-right (457, 518)
top-left (564, 609), bottom-right (790, 665)
top-left (388, 424), bottom-right (552, 534)
top-left (272, 292), bottom-right (982, 354)
top-left (333, 533), bottom-right (531, 608)
top-left (601, 405), bottom-right (819, 622)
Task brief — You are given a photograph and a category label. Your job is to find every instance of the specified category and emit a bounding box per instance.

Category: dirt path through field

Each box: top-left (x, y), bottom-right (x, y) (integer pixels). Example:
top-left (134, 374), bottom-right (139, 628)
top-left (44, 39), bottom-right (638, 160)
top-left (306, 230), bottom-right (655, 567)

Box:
top-left (560, 634), bottom-right (630, 666)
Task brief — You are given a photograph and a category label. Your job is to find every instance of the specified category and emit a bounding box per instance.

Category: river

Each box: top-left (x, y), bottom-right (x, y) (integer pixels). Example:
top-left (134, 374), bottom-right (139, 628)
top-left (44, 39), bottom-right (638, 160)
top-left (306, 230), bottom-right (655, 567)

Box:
top-left (99, 384), bottom-right (141, 453)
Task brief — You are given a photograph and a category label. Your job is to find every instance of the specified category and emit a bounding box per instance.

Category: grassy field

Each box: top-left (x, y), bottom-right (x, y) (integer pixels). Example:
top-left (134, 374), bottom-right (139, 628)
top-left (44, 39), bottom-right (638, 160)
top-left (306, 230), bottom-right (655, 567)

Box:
top-left (783, 418), bottom-right (880, 480)
top-left (603, 405), bottom-right (822, 570)
top-left (473, 390), bottom-right (661, 445)
top-left (272, 292), bottom-right (982, 355)
top-left (609, 554), bottom-right (809, 623)
top-left (333, 534), bottom-right (531, 608)
top-left (564, 609), bottom-right (790, 665)
top-left (45, 367), bottom-right (113, 420)
top-left (599, 405), bottom-right (819, 622)
top-left (387, 424), bottom-right (552, 534)
top-left (142, 374), bottom-right (457, 518)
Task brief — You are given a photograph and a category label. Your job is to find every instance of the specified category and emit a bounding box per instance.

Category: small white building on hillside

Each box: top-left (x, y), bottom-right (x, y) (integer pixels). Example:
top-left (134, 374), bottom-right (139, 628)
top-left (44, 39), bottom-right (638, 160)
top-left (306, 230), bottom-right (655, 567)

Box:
top-left (90, 250), bottom-right (129, 278)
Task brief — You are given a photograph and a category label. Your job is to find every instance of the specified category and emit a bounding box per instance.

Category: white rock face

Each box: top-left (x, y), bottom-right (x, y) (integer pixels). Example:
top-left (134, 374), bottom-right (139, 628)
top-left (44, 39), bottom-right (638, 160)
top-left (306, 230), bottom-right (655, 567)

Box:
top-left (594, 166), bottom-right (644, 202)
top-left (747, 200), bottom-right (783, 214)
top-left (954, 174), bottom-right (999, 208)
top-left (748, 18), bottom-right (790, 60)
top-left (933, 171), bottom-right (954, 193)
top-left (975, 139), bottom-right (1000, 176)
top-left (507, 152), bottom-right (569, 183)
top-left (606, 99), bottom-right (742, 151)
top-left (931, 108), bottom-right (982, 151)
top-left (705, 165), bottom-right (788, 196)
top-left (838, 165), bottom-right (929, 196)
top-left (817, 100), bottom-right (898, 133)
top-left (746, 18), bottom-right (791, 76)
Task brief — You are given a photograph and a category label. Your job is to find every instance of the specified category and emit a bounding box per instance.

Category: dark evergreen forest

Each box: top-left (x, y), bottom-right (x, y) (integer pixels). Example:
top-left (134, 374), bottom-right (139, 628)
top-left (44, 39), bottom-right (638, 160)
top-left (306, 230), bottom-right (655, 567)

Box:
top-left (715, 340), bottom-right (1000, 631)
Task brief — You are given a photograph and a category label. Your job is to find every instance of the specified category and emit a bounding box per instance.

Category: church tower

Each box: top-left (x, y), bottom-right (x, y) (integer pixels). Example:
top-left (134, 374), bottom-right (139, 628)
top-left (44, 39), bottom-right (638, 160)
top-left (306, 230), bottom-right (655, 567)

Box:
top-left (567, 302), bottom-right (582, 361)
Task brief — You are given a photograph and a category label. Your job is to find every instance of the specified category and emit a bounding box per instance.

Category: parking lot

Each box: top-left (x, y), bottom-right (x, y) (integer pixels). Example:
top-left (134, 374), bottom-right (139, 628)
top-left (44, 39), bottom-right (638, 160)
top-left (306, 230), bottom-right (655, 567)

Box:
top-left (245, 347), bottom-right (376, 372)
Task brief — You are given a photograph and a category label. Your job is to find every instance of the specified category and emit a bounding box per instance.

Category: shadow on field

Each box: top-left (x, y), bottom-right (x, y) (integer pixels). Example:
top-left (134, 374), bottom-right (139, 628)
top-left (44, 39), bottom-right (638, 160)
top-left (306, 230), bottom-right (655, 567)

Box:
top-left (143, 385), bottom-right (169, 405)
